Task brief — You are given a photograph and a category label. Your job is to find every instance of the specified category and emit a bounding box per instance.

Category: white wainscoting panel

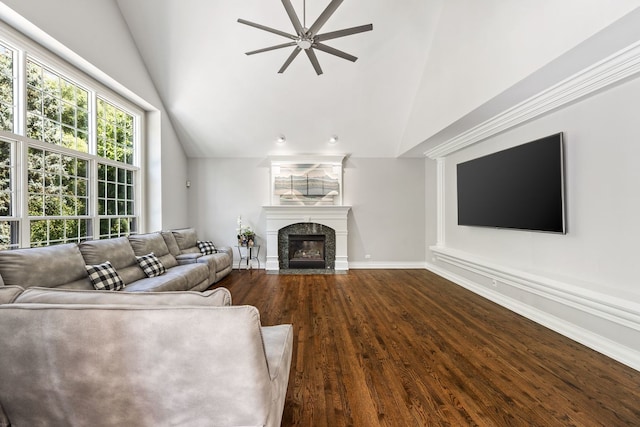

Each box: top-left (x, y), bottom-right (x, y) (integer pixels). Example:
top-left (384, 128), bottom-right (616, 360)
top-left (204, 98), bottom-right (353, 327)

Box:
top-left (429, 245), bottom-right (640, 371)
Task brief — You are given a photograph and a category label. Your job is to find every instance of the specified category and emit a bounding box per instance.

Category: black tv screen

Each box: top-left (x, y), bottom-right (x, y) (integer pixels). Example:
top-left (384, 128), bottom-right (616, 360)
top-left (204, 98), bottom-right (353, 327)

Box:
top-left (457, 133), bottom-right (565, 233)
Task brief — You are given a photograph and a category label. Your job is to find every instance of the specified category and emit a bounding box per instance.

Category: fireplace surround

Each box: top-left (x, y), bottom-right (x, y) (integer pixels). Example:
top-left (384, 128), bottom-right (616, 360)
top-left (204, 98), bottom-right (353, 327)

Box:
top-left (263, 206), bottom-right (350, 272)
top-left (279, 225), bottom-right (335, 270)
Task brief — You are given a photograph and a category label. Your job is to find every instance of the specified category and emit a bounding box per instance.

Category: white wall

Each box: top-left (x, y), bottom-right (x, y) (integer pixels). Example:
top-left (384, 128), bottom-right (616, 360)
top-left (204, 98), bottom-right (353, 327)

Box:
top-left (400, 0), bottom-right (640, 155)
top-left (344, 158), bottom-right (425, 268)
top-left (187, 157), bottom-right (426, 268)
top-left (0, 0), bottom-right (190, 230)
top-left (429, 73), bottom-right (640, 370)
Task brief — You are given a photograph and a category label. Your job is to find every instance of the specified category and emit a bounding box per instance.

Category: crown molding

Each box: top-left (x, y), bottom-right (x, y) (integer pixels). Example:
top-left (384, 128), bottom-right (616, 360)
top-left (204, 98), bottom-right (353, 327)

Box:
top-left (425, 40), bottom-right (640, 159)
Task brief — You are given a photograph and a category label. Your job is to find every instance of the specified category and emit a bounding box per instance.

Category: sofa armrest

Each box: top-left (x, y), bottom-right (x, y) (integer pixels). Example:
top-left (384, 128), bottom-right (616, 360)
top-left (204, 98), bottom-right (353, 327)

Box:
top-left (216, 246), bottom-right (234, 262)
top-left (175, 253), bottom-right (201, 264)
top-left (0, 304), bottom-right (285, 426)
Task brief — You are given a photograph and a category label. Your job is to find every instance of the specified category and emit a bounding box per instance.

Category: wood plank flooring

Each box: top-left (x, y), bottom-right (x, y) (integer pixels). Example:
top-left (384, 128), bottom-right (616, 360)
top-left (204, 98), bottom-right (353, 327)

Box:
top-left (212, 269), bottom-right (640, 426)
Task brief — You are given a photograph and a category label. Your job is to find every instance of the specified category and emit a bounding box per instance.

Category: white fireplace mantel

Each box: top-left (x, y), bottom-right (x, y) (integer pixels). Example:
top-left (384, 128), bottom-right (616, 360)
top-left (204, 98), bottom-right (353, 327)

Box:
top-left (263, 205), bottom-right (351, 271)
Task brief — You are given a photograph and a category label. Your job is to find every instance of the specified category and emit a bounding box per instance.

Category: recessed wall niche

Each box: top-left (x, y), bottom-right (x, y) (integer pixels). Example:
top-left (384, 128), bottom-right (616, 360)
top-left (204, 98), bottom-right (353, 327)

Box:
top-left (270, 155), bottom-right (344, 206)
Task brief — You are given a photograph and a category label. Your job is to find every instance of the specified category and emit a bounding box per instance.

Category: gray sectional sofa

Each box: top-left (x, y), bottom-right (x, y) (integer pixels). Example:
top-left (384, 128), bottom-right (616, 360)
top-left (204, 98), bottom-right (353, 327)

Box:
top-left (0, 228), bottom-right (295, 426)
top-left (0, 285), bottom-right (293, 427)
top-left (0, 228), bottom-right (232, 292)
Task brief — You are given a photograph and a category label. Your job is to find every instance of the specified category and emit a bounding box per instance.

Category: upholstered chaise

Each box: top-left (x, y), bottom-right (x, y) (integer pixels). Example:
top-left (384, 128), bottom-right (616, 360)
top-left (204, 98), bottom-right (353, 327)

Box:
top-left (0, 286), bottom-right (293, 427)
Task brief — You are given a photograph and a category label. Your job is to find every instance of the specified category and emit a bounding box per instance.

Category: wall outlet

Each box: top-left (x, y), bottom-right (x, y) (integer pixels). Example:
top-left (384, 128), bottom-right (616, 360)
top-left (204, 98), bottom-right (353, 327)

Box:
top-left (364, 254), bottom-right (371, 259)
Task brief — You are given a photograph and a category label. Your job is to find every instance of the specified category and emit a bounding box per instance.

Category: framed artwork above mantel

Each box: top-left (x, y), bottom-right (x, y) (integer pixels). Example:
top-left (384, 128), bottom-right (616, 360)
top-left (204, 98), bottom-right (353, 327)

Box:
top-left (269, 155), bottom-right (345, 206)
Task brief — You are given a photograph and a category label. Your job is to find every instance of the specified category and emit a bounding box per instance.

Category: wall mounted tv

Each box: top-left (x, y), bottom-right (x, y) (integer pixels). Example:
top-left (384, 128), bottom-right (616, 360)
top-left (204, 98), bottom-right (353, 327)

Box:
top-left (456, 132), bottom-right (566, 233)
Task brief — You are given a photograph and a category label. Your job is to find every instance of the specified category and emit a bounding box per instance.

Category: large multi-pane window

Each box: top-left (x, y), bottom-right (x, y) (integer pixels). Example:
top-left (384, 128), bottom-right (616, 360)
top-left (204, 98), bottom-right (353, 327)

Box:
top-left (97, 163), bottom-right (135, 239)
top-left (26, 59), bottom-right (89, 152)
top-left (97, 98), bottom-right (134, 164)
top-left (0, 30), bottom-right (141, 248)
top-left (27, 147), bottom-right (90, 246)
top-left (0, 44), bottom-right (14, 132)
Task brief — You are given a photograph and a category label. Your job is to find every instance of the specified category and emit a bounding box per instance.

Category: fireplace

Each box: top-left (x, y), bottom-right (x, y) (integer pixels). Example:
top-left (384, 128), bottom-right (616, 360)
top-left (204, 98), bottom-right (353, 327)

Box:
top-left (289, 235), bottom-right (326, 269)
top-left (277, 222), bottom-right (336, 270)
top-left (264, 205), bottom-right (350, 272)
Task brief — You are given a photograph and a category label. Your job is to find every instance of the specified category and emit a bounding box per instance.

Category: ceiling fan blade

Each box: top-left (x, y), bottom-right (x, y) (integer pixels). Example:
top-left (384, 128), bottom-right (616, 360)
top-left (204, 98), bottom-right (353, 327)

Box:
top-left (246, 42), bottom-right (297, 55)
top-left (315, 24), bottom-right (373, 42)
top-left (278, 47), bottom-right (302, 73)
top-left (237, 18), bottom-right (297, 40)
top-left (307, 0), bottom-right (344, 37)
top-left (281, 0), bottom-right (304, 35)
top-left (313, 43), bottom-right (357, 62)
top-left (305, 48), bottom-right (323, 75)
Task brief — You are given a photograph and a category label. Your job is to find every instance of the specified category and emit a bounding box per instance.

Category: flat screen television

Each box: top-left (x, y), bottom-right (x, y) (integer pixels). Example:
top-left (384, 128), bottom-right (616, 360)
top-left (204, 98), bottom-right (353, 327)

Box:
top-left (456, 132), bottom-right (565, 233)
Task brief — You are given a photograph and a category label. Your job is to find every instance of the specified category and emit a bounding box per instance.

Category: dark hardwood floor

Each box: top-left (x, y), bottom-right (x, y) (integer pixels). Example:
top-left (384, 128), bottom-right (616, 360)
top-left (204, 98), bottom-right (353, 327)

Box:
top-left (212, 269), bottom-right (640, 426)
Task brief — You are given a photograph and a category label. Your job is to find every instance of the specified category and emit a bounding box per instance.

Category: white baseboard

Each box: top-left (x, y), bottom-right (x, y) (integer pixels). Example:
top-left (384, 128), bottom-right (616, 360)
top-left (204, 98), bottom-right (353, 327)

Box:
top-left (348, 261), bottom-right (428, 269)
top-left (427, 246), bottom-right (640, 372)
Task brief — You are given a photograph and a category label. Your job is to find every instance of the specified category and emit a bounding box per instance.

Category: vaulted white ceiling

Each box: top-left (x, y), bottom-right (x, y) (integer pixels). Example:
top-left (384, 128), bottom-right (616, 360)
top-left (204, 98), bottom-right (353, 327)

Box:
top-left (116, 0), bottom-right (437, 158)
top-left (115, 0), bottom-right (640, 158)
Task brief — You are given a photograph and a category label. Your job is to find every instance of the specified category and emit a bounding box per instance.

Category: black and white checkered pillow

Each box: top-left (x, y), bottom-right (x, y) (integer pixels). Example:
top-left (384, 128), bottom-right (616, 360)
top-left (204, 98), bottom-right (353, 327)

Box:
top-left (85, 261), bottom-right (125, 291)
top-left (197, 240), bottom-right (217, 255)
top-left (135, 252), bottom-right (166, 278)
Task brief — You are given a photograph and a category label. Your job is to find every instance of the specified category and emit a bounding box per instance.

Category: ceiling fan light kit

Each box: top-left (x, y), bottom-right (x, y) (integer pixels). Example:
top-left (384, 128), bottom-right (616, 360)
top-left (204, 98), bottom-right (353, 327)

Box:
top-left (238, 0), bottom-right (373, 75)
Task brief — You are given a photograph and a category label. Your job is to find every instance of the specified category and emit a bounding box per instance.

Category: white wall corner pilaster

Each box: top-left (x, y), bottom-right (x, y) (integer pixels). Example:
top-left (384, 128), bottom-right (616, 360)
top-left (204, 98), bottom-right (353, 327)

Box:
top-left (264, 230), bottom-right (280, 270)
top-left (435, 157), bottom-right (446, 247)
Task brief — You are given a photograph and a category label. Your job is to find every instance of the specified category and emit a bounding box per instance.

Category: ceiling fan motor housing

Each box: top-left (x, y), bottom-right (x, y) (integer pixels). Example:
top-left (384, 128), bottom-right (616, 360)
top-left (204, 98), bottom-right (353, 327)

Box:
top-left (296, 38), bottom-right (313, 49)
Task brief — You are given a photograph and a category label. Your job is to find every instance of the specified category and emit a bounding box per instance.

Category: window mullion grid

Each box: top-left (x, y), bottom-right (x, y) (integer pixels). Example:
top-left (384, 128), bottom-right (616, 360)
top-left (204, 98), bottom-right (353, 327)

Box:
top-left (0, 29), bottom-right (141, 247)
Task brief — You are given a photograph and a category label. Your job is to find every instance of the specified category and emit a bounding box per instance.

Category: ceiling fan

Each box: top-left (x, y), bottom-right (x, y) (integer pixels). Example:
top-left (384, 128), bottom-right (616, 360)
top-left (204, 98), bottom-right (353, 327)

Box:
top-left (238, 0), bottom-right (373, 75)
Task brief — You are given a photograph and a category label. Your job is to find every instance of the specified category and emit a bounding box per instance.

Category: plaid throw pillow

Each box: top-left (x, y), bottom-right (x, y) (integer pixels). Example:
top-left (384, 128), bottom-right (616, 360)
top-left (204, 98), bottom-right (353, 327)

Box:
top-left (86, 261), bottom-right (125, 291)
top-left (197, 240), bottom-right (217, 255)
top-left (135, 252), bottom-right (166, 278)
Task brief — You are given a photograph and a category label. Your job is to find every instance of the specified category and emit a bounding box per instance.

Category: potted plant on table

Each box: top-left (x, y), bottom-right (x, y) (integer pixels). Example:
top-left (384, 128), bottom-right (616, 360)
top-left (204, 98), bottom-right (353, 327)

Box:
top-left (236, 216), bottom-right (256, 247)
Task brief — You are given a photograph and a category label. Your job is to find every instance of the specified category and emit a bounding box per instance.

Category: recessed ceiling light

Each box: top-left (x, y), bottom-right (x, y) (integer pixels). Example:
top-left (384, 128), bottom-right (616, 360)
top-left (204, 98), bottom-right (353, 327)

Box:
top-left (276, 135), bottom-right (286, 145)
top-left (329, 135), bottom-right (338, 145)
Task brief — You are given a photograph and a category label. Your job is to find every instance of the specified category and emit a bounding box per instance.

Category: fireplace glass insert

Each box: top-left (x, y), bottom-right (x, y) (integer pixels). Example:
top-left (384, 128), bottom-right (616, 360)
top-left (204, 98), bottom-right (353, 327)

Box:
top-left (288, 235), bottom-right (326, 269)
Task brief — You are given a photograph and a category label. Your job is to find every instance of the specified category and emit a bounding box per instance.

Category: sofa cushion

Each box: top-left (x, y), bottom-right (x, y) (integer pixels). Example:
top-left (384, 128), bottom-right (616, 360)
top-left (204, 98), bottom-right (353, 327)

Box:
top-left (14, 287), bottom-right (232, 306)
top-left (128, 233), bottom-right (178, 269)
top-left (121, 274), bottom-right (186, 292)
top-left (135, 253), bottom-right (166, 278)
top-left (0, 243), bottom-right (90, 289)
top-left (172, 228), bottom-right (198, 251)
top-left (79, 237), bottom-right (145, 285)
top-left (161, 231), bottom-right (182, 256)
top-left (197, 240), bottom-right (217, 255)
top-left (86, 261), bottom-right (125, 291)
top-left (0, 286), bottom-right (24, 304)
